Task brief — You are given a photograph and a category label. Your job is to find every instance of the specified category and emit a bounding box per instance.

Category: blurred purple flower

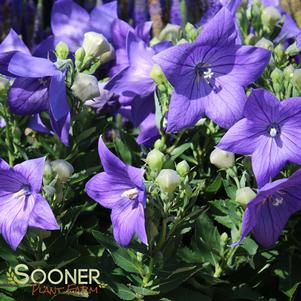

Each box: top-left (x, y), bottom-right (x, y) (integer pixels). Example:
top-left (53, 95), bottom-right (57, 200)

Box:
top-left (0, 157), bottom-right (59, 250)
top-left (154, 8), bottom-right (270, 132)
top-left (0, 117), bottom-right (6, 128)
top-left (170, 0), bottom-right (182, 25)
top-left (7, 52), bottom-right (70, 145)
top-left (218, 89), bottom-right (301, 187)
top-left (85, 136), bottom-right (148, 246)
top-left (136, 113), bottom-right (160, 147)
top-left (233, 169), bottom-right (301, 248)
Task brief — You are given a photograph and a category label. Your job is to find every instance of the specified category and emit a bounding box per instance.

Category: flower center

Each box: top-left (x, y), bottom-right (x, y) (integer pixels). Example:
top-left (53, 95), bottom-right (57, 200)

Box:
top-left (268, 123), bottom-right (280, 138)
top-left (14, 185), bottom-right (31, 198)
top-left (121, 188), bottom-right (139, 200)
top-left (272, 197), bottom-right (283, 206)
top-left (38, 77), bottom-right (49, 86)
top-left (195, 62), bottom-right (213, 79)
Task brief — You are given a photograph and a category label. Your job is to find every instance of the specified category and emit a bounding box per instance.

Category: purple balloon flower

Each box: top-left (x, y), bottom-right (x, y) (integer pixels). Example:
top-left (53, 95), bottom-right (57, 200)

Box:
top-left (154, 8), bottom-right (271, 132)
top-left (106, 31), bottom-right (155, 98)
top-left (0, 157), bottom-right (59, 250)
top-left (218, 89), bottom-right (301, 188)
top-left (7, 52), bottom-right (70, 145)
top-left (85, 137), bottom-right (148, 247)
top-left (233, 169), bottom-right (301, 248)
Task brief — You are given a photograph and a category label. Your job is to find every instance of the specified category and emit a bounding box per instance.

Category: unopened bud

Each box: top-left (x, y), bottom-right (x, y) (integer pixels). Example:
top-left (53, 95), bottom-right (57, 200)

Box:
top-left (44, 185), bottom-right (56, 196)
top-left (75, 47), bottom-right (85, 69)
top-left (292, 69), bottom-right (301, 91)
top-left (150, 64), bottom-right (166, 85)
top-left (156, 169), bottom-right (181, 193)
top-left (176, 160), bottom-right (190, 177)
top-left (0, 76), bottom-right (9, 94)
top-left (235, 187), bottom-right (256, 205)
top-left (71, 73), bottom-right (100, 101)
top-left (55, 41), bottom-right (69, 60)
top-left (271, 68), bottom-right (283, 82)
top-left (255, 37), bottom-right (273, 50)
top-left (274, 44), bottom-right (285, 61)
top-left (185, 23), bottom-right (198, 41)
top-left (245, 33), bottom-right (256, 45)
top-left (82, 32), bottom-right (114, 63)
top-left (154, 139), bottom-right (165, 151)
top-left (146, 149), bottom-right (164, 171)
top-left (159, 24), bottom-right (182, 43)
top-left (220, 232), bottom-right (228, 242)
top-left (210, 148), bottom-right (235, 169)
top-left (44, 160), bottom-right (53, 178)
top-left (284, 65), bottom-right (294, 81)
top-left (51, 160), bottom-right (74, 182)
top-left (0, 117), bottom-right (6, 128)
top-left (261, 6), bottom-right (281, 31)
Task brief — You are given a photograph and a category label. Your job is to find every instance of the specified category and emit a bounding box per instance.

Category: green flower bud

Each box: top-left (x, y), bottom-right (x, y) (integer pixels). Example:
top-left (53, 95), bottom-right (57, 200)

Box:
top-left (159, 24), bottom-right (182, 43)
top-left (220, 232), bottom-right (228, 242)
top-left (271, 68), bottom-right (283, 82)
top-left (292, 69), bottom-right (301, 91)
top-left (156, 169), bottom-right (181, 193)
top-left (82, 32), bottom-right (115, 63)
top-left (75, 47), bottom-right (86, 69)
top-left (51, 160), bottom-right (74, 182)
top-left (274, 43), bottom-right (285, 61)
top-left (255, 37), bottom-right (274, 50)
top-left (185, 23), bottom-right (198, 41)
top-left (44, 160), bottom-right (53, 178)
top-left (235, 187), bottom-right (256, 205)
top-left (261, 6), bottom-right (281, 31)
top-left (55, 41), bottom-right (69, 60)
top-left (154, 139), bottom-right (165, 151)
top-left (210, 148), bottom-right (235, 169)
top-left (285, 42), bottom-right (300, 57)
top-left (146, 149), bottom-right (164, 171)
top-left (44, 185), bottom-right (56, 197)
top-left (284, 65), bottom-right (294, 81)
top-left (71, 73), bottom-right (100, 101)
top-left (177, 38), bottom-right (189, 45)
top-left (176, 160), bottom-right (190, 177)
top-left (150, 64), bottom-right (166, 85)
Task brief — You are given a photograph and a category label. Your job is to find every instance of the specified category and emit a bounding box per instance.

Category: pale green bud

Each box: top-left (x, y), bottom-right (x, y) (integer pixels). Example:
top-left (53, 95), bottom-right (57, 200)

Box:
top-left (146, 149), bottom-right (164, 171)
top-left (154, 139), bottom-right (165, 151)
top-left (220, 232), bottom-right (228, 242)
top-left (235, 187), bottom-right (256, 205)
top-left (44, 185), bottom-right (56, 197)
top-left (150, 64), bottom-right (166, 85)
top-left (51, 160), bottom-right (74, 182)
top-left (261, 6), bottom-right (281, 31)
top-left (82, 32), bottom-right (115, 63)
top-left (185, 23), bottom-right (198, 41)
top-left (55, 41), bottom-right (69, 60)
top-left (245, 33), bottom-right (256, 45)
top-left (159, 24), bottom-right (182, 43)
top-left (0, 76), bottom-right (9, 94)
top-left (284, 65), bottom-right (294, 81)
top-left (274, 43), bottom-right (285, 61)
top-left (44, 160), bottom-right (53, 178)
top-left (75, 47), bottom-right (86, 69)
top-left (292, 69), bottom-right (301, 91)
top-left (271, 68), bottom-right (283, 82)
top-left (156, 169), bottom-right (181, 193)
top-left (210, 148), bottom-right (235, 169)
top-left (176, 160), bottom-right (190, 177)
top-left (255, 37), bottom-right (273, 50)
top-left (71, 73), bottom-right (100, 101)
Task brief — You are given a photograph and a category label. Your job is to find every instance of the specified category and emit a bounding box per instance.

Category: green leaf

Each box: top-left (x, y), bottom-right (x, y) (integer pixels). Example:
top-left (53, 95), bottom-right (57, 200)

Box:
top-left (130, 285), bottom-right (160, 296)
top-left (206, 174), bottom-right (222, 193)
top-left (114, 137), bottom-right (132, 164)
top-left (110, 283), bottom-right (136, 300)
top-left (92, 230), bottom-right (118, 250)
top-left (110, 249), bottom-right (143, 275)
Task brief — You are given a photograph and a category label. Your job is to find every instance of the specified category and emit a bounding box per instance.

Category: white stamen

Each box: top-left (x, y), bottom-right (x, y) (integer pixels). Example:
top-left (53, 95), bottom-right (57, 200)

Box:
top-left (269, 127), bottom-right (278, 137)
top-left (204, 68), bottom-right (214, 79)
top-left (121, 188), bottom-right (139, 200)
top-left (14, 188), bottom-right (29, 198)
top-left (272, 197), bottom-right (283, 206)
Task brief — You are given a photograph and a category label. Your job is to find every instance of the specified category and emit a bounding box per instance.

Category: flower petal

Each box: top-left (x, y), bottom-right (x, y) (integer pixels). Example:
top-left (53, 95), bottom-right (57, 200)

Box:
top-left (111, 199), bottom-right (147, 246)
top-left (8, 77), bottom-right (49, 115)
top-left (196, 8), bottom-right (237, 47)
top-left (28, 194), bottom-right (60, 230)
top-left (8, 53), bottom-right (57, 77)
top-left (0, 29), bottom-right (30, 54)
top-left (14, 157), bottom-right (45, 193)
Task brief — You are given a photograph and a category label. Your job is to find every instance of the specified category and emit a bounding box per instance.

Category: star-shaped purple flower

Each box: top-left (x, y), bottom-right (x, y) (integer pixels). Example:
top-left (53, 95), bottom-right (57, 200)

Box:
top-left (153, 8), bottom-right (271, 132)
top-left (233, 169), bottom-right (301, 248)
top-left (218, 88), bottom-right (301, 188)
top-left (0, 157), bottom-right (59, 250)
top-left (7, 52), bottom-right (70, 145)
top-left (85, 137), bottom-right (148, 247)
